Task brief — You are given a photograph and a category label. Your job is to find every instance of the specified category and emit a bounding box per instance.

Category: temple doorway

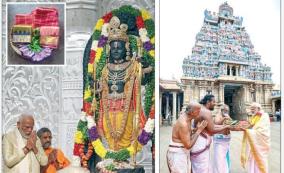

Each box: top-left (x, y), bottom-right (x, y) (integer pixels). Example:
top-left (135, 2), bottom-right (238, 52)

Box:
top-left (224, 84), bottom-right (246, 120)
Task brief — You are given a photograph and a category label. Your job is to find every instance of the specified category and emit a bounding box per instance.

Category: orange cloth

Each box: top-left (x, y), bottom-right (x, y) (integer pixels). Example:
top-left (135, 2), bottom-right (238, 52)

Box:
top-left (44, 148), bottom-right (70, 173)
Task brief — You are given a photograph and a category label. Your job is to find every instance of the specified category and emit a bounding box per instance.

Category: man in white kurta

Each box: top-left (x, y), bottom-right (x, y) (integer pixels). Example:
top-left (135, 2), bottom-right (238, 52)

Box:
top-left (3, 114), bottom-right (48, 173)
top-left (241, 103), bottom-right (270, 173)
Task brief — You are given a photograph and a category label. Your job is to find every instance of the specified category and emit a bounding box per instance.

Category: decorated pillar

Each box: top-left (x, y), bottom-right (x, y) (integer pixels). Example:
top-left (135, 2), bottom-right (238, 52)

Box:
top-left (172, 92), bottom-right (177, 124)
top-left (166, 93), bottom-right (169, 116)
top-left (236, 66), bottom-right (239, 76)
top-left (255, 84), bottom-right (261, 103)
top-left (177, 93), bottom-right (181, 115)
top-left (159, 92), bottom-right (162, 125)
top-left (264, 84), bottom-right (272, 105)
top-left (248, 84), bottom-right (255, 103)
top-left (183, 85), bottom-right (190, 106)
top-left (189, 81), bottom-right (195, 102)
top-left (218, 83), bottom-right (224, 103)
top-left (229, 65), bottom-right (232, 76)
top-left (243, 84), bottom-right (249, 103)
top-left (272, 100), bottom-right (276, 114)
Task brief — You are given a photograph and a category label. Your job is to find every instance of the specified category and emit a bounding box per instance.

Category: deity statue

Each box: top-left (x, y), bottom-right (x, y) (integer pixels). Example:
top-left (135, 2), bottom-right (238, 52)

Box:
top-left (73, 6), bottom-right (155, 172)
top-left (98, 16), bottom-right (146, 151)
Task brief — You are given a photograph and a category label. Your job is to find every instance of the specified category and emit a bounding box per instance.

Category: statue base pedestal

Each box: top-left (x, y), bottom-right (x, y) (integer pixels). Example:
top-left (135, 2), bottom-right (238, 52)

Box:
top-left (96, 159), bottom-right (145, 173)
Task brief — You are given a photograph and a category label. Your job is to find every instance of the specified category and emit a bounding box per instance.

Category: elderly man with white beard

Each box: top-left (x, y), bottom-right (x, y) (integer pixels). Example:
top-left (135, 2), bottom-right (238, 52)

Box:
top-left (3, 114), bottom-right (48, 173)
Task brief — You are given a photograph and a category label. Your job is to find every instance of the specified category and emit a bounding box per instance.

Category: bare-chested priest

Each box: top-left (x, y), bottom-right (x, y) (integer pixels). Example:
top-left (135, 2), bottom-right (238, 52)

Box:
top-left (167, 102), bottom-right (208, 173)
top-left (190, 94), bottom-right (230, 173)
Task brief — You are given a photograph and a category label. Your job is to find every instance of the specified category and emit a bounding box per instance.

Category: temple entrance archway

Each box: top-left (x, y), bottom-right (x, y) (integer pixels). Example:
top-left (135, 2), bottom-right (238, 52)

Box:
top-left (224, 84), bottom-right (246, 120)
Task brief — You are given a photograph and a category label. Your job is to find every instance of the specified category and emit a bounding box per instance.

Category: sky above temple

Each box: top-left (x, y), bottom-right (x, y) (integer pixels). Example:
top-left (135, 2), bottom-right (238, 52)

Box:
top-left (160, 0), bottom-right (280, 85)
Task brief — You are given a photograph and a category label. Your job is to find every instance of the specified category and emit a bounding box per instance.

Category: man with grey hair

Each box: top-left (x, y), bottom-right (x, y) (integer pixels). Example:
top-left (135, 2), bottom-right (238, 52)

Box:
top-left (167, 102), bottom-right (208, 173)
top-left (213, 104), bottom-right (232, 173)
top-left (240, 102), bottom-right (270, 173)
top-left (3, 114), bottom-right (48, 173)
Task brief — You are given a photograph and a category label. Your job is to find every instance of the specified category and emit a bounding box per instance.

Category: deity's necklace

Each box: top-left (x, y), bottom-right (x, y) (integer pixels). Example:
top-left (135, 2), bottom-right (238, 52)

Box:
top-left (102, 60), bottom-right (136, 150)
top-left (108, 70), bottom-right (126, 94)
top-left (107, 61), bottom-right (133, 99)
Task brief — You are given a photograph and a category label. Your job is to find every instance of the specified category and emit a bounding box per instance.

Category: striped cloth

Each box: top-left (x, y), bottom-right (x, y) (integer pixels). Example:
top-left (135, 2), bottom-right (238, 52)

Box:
top-left (15, 14), bottom-right (33, 25)
top-left (14, 7), bottom-right (59, 28)
top-left (32, 7), bottom-right (59, 28)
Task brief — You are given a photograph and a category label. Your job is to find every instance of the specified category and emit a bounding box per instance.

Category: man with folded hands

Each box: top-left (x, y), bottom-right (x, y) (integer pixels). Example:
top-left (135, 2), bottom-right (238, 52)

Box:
top-left (37, 127), bottom-right (70, 173)
top-left (3, 114), bottom-right (48, 173)
top-left (166, 102), bottom-right (208, 173)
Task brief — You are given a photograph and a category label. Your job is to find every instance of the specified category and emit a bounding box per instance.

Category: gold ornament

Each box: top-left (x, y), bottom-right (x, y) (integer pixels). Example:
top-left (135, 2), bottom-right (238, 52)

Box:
top-left (107, 16), bottom-right (129, 43)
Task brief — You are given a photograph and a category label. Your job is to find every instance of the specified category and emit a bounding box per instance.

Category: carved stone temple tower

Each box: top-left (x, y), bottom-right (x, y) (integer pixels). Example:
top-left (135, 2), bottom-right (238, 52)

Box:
top-left (181, 2), bottom-right (274, 119)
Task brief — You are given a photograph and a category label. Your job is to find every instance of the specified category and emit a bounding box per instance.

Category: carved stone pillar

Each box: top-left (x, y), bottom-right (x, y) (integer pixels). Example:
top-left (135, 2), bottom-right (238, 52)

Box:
top-left (177, 93), bottom-right (181, 115)
top-left (67, 0), bottom-right (98, 35)
top-left (236, 66), bottom-right (239, 76)
top-left (219, 83), bottom-right (224, 103)
top-left (159, 91), bottom-right (162, 125)
top-left (255, 84), bottom-right (261, 103)
top-left (243, 84), bottom-right (249, 103)
top-left (172, 91), bottom-right (177, 124)
top-left (183, 85), bottom-right (190, 106)
top-left (264, 85), bottom-right (272, 105)
top-left (166, 93), bottom-right (169, 116)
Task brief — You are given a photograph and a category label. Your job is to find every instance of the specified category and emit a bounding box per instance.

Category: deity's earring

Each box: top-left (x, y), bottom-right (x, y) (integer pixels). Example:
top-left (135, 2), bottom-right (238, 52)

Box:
top-left (106, 44), bottom-right (110, 59)
top-left (126, 42), bottom-right (131, 61)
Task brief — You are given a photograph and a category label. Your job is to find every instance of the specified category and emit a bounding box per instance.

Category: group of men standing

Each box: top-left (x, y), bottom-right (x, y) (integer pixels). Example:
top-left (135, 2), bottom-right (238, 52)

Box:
top-left (167, 94), bottom-right (271, 173)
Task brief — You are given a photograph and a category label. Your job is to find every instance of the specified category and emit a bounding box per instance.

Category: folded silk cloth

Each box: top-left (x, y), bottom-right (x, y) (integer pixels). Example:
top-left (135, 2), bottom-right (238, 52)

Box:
top-left (32, 7), bottom-right (59, 28)
top-left (19, 44), bottom-right (52, 61)
top-left (15, 14), bottom-right (33, 25)
top-left (40, 26), bottom-right (59, 36)
top-left (40, 36), bottom-right (59, 49)
top-left (12, 25), bottom-right (32, 43)
top-left (40, 26), bottom-right (60, 49)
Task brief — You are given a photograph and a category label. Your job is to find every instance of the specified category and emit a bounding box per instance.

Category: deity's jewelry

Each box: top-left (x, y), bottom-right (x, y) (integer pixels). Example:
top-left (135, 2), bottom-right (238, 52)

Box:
top-left (108, 16), bottom-right (129, 43)
top-left (101, 59), bottom-right (137, 143)
top-left (107, 61), bottom-right (131, 71)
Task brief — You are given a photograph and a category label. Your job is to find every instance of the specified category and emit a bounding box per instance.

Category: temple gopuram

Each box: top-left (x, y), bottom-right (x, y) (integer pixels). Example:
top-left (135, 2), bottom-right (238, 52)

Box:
top-left (181, 2), bottom-right (275, 119)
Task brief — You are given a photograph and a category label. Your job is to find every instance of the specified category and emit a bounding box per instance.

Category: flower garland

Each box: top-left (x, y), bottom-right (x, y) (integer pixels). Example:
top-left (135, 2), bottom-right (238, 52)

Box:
top-left (73, 114), bottom-right (155, 162)
top-left (74, 5), bottom-right (155, 168)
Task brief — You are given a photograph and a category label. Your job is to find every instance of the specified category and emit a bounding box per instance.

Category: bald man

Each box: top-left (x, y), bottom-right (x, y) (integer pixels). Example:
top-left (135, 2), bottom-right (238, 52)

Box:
top-left (167, 102), bottom-right (208, 173)
top-left (3, 114), bottom-right (48, 173)
top-left (240, 102), bottom-right (270, 173)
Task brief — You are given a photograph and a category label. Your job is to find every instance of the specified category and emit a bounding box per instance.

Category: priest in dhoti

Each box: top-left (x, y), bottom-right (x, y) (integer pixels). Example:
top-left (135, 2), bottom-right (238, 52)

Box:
top-left (190, 95), bottom-right (229, 173)
top-left (167, 102), bottom-right (208, 173)
top-left (212, 104), bottom-right (231, 173)
top-left (241, 102), bottom-right (270, 173)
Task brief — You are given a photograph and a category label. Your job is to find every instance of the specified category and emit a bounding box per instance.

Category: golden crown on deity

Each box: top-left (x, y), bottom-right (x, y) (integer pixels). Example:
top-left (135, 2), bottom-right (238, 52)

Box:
top-left (107, 16), bottom-right (129, 43)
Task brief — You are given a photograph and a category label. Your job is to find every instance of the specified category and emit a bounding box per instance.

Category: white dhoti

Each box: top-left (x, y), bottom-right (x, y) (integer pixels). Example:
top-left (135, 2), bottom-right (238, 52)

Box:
top-left (166, 141), bottom-right (191, 173)
top-left (246, 154), bottom-right (268, 173)
top-left (190, 133), bottom-right (212, 173)
top-left (213, 134), bottom-right (231, 173)
top-left (241, 113), bottom-right (270, 173)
